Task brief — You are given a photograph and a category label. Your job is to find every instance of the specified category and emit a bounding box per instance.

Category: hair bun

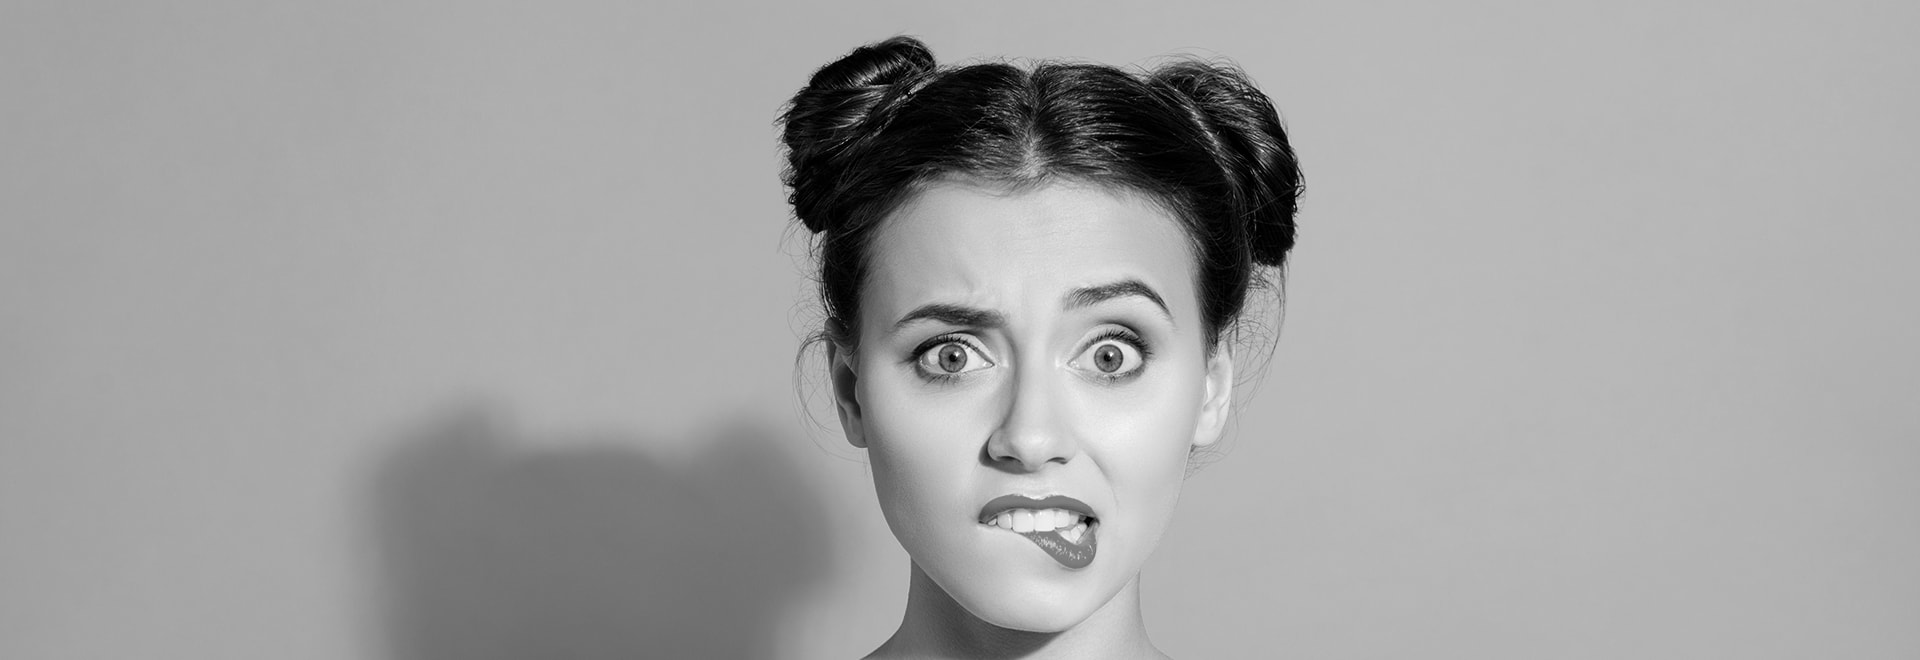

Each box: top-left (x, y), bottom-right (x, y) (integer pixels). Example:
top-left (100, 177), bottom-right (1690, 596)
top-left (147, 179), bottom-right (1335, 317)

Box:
top-left (1153, 62), bottom-right (1302, 268)
top-left (805, 35), bottom-right (935, 92)
top-left (781, 37), bottom-right (937, 233)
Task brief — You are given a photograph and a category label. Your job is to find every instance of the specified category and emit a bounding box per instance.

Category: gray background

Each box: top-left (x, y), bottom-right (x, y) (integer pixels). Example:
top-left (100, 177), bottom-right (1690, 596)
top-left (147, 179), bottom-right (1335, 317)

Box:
top-left (4, 1), bottom-right (1916, 658)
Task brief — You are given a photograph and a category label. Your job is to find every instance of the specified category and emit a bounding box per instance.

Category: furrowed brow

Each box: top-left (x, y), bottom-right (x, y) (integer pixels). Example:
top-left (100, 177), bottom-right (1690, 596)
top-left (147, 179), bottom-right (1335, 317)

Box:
top-left (1065, 279), bottom-right (1173, 325)
top-left (891, 303), bottom-right (1008, 331)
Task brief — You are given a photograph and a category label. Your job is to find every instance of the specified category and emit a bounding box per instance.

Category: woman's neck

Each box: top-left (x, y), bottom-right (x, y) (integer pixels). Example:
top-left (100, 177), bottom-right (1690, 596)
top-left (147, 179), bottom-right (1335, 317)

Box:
top-left (867, 562), bottom-right (1167, 660)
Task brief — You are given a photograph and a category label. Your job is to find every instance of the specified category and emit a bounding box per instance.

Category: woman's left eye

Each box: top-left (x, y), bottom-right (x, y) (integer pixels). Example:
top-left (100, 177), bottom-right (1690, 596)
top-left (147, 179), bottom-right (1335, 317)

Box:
top-left (1071, 336), bottom-right (1145, 377)
top-left (915, 340), bottom-right (993, 376)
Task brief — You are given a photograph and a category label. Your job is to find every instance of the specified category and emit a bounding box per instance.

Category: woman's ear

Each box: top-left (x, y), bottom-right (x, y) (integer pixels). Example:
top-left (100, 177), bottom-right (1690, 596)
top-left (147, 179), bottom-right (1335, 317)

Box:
top-left (828, 343), bottom-right (868, 449)
top-left (1192, 344), bottom-right (1235, 448)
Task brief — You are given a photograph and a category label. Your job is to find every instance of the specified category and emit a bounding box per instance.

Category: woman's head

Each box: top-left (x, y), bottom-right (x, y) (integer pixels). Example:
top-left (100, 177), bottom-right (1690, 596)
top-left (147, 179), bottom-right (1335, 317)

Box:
top-left (779, 37), bottom-right (1299, 635)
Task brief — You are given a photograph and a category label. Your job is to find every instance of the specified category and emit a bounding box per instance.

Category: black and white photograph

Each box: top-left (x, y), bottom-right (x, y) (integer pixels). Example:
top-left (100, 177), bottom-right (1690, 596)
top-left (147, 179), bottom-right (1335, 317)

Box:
top-left (4, 2), bottom-right (1915, 658)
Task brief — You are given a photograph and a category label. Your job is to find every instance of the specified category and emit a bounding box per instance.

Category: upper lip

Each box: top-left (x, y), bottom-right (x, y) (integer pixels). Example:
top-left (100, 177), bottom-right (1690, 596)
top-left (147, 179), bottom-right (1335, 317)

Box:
top-left (978, 494), bottom-right (1098, 524)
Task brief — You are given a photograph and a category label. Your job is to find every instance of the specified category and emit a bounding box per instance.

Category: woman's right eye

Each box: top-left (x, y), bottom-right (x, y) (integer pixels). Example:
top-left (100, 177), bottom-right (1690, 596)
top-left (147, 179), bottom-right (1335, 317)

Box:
top-left (915, 339), bottom-right (993, 377)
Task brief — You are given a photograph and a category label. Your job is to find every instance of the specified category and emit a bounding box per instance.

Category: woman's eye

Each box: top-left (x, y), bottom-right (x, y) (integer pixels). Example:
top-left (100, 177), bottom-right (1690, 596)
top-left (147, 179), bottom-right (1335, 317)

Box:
top-left (1073, 338), bottom-right (1144, 377)
top-left (917, 340), bottom-right (993, 375)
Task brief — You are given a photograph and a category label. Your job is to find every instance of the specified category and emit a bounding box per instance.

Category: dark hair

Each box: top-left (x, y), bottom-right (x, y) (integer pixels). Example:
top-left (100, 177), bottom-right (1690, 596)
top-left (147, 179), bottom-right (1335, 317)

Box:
top-left (779, 36), bottom-right (1300, 352)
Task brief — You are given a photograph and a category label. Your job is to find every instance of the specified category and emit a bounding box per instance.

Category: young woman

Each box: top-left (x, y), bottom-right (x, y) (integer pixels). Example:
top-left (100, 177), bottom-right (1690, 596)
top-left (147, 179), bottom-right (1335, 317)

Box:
top-left (779, 36), bottom-right (1301, 659)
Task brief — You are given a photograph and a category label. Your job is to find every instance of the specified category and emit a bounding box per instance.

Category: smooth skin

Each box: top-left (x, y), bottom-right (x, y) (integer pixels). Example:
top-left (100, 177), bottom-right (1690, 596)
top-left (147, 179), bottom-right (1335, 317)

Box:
top-left (831, 180), bottom-right (1234, 659)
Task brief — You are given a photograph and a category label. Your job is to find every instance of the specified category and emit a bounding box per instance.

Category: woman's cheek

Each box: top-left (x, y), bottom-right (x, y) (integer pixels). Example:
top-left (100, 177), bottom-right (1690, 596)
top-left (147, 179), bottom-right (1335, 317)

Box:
top-left (864, 379), bottom-right (988, 507)
top-left (1096, 372), bottom-right (1203, 513)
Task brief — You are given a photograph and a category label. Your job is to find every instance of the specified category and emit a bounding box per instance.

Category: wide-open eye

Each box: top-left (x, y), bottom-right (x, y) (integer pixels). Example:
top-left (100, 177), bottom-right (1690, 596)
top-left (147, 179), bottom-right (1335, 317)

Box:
top-left (1071, 331), bottom-right (1146, 378)
top-left (915, 338), bottom-right (994, 376)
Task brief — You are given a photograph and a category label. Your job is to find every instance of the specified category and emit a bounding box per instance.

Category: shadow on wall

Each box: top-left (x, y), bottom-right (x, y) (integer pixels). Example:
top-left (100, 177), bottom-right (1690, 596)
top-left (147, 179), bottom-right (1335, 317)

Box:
top-left (371, 407), bottom-right (830, 660)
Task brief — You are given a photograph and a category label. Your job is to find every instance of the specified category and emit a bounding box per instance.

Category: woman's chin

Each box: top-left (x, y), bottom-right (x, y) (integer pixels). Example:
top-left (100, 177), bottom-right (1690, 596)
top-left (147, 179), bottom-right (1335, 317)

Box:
top-left (964, 600), bottom-right (1091, 634)
top-left (939, 577), bottom-right (1110, 634)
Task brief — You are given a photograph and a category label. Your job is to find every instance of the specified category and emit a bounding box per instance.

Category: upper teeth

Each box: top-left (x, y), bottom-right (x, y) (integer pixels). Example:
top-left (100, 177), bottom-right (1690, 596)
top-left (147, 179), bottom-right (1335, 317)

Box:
top-left (989, 508), bottom-right (1088, 533)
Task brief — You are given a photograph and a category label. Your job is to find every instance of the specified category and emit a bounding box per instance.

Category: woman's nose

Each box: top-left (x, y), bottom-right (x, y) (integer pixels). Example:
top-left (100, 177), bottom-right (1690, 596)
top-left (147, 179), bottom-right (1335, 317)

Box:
top-left (984, 369), bottom-right (1078, 470)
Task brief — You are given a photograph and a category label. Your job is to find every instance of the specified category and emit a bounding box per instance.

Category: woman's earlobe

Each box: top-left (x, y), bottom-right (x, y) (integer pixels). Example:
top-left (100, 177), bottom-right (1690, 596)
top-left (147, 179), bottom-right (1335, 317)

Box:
top-left (828, 345), bottom-right (868, 448)
top-left (1192, 346), bottom-right (1235, 448)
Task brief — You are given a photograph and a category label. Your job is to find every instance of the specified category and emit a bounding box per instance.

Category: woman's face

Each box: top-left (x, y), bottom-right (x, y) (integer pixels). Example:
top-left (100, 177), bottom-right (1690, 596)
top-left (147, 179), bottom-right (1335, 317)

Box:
top-left (831, 180), bottom-right (1233, 632)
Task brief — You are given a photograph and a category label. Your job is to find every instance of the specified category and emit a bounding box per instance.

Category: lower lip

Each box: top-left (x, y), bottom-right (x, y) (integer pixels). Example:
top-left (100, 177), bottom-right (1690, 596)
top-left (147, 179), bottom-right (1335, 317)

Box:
top-left (987, 522), bottom-right (1098, 569)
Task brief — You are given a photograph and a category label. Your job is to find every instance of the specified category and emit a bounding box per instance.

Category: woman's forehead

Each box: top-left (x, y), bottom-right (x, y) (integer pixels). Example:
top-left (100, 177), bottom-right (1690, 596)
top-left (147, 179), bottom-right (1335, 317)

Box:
top-left (861, 181), bottom-right (1197, 324)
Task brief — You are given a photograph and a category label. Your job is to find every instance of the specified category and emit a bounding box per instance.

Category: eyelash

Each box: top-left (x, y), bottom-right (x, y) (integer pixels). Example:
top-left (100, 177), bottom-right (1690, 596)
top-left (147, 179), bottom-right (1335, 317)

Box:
top-left (1082, 327), bottom-right (1153, 382)
top-left (909, 333), bottom-right (989, 385)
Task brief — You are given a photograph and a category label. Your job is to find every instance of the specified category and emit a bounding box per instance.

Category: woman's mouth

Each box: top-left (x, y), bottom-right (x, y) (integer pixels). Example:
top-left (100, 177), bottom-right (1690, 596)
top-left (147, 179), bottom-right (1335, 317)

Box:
top-left (978, 496), bottom-right (1100, 569)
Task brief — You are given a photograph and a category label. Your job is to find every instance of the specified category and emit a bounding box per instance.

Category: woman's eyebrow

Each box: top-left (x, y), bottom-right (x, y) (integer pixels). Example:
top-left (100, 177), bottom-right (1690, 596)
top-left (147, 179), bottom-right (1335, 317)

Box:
top-left (892, 303), bottom-right (1008, 331)
top-left (1065, 279), bottom-right (1172, 324)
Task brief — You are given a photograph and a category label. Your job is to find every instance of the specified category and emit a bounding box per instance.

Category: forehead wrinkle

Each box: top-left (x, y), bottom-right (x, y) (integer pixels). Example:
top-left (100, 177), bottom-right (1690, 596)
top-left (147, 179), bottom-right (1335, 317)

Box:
top-left (860, 180), bottom-right (1201, 343)
top-left (890, 302), bottom-right (1008, 333)
top-left (863, 194), bottom-right (1017, 327)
